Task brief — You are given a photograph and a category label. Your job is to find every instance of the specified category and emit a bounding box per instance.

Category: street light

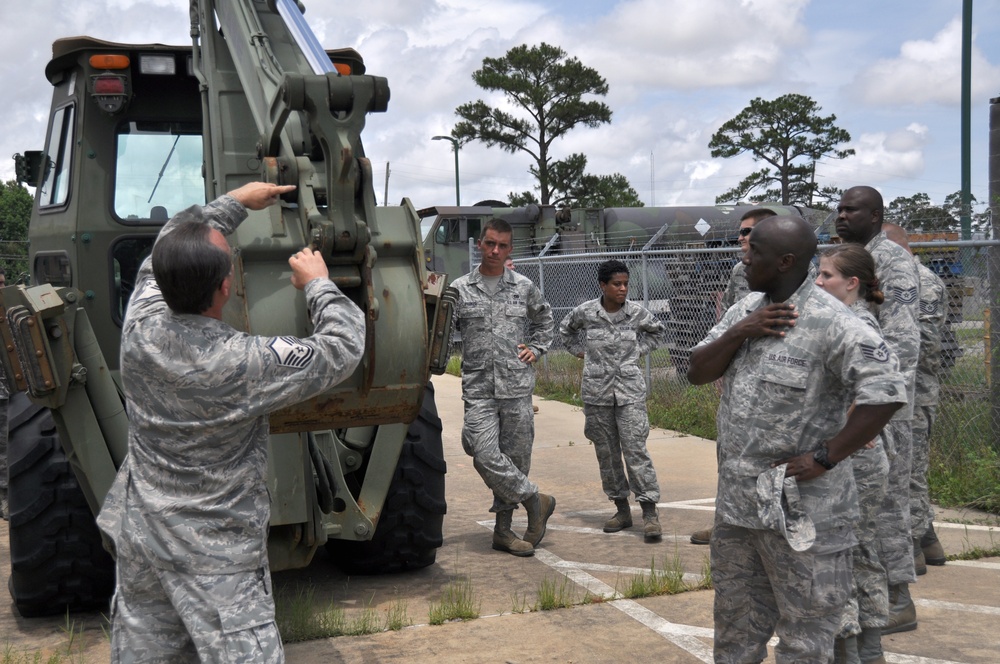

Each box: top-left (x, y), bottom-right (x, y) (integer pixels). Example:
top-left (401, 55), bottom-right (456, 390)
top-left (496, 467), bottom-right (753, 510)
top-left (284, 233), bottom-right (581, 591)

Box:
top-left (432, 135), bottom-right (460, 205)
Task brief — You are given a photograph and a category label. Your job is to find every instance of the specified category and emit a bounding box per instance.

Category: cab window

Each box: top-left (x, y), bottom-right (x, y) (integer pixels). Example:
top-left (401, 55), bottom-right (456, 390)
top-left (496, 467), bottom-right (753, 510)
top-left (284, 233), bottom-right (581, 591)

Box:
top-left (38, 105), bottom-right (75, 209)
top-left (114, 121), bottom-right (204, 225)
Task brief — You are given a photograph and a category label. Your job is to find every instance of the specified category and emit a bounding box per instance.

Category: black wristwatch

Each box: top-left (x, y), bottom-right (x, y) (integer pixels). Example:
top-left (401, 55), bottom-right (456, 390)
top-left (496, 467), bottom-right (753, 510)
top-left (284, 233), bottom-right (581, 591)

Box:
top-left (813, 445), bottom-right (837, 471)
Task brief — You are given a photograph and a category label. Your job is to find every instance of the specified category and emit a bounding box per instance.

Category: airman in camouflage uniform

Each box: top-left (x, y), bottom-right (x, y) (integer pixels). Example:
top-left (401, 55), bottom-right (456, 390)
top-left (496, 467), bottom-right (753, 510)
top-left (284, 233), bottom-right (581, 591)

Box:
top-left (911, 258), bottom-right (947, 559)
top-left (96, 183), bottom-right (367, 663)
top-left (815, 243), bottom-right (895, 661)
top-left (0, 269), bottom-right (8, 520)
top-left (451, 218), bottom-right (556, 557)
top-left (883, 224), bottom-right (950, 570)
top-left (720, 209), bottom-right (777, 314)
top-left (560, 260), bottom-right (668, 541)
top-left (837, 188), bottom-right (922, 635)
top-left (689, 217), bottom-right (906, 664)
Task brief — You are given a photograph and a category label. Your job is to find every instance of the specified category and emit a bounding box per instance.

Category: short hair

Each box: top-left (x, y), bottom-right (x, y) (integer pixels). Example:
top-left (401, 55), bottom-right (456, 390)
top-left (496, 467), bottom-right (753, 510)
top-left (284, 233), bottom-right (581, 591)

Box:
top-left (0, 267), bottom-right (6, 278)
top-left (598, 259), bottom-right (629, 284)
top-left (152, 221), bottom-right (231, 314)
top-left (481, 217), bottom-right (513, 239)
top-left (740, 207), bottom-right (778, 223)
top-left (820, 244), bottom-right (885, 305)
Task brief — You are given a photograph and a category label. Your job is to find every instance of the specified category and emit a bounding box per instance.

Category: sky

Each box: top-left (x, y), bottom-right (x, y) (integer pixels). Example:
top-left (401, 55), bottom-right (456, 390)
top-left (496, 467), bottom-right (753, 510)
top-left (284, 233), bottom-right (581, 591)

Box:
top-left (2, 0), bottom-right (1000, 215)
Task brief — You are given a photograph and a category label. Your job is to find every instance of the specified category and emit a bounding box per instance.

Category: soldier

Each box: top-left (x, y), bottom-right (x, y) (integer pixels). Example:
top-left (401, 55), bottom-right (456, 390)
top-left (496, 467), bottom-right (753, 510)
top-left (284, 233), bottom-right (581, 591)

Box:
top-left (836, 187), bottom-right (922, 634)
top-left (720, 208), bottom-right (779, 313)
top-left (688, 216), bottom-right (906, 663)
top-left (559, 259), bottom-right (668, 542)
top-left (815, 244), bottom-right (892, 664)
top-left (691, 208), bottom-right (777, 546)
top-left (882, 223), bottom-right (949, 573)
top-left (451, 218), bottom-right (556, 557)
top-left (96, 182), bottom-right (367, 663)
top-left (0, 269), bottom-right (8, 521)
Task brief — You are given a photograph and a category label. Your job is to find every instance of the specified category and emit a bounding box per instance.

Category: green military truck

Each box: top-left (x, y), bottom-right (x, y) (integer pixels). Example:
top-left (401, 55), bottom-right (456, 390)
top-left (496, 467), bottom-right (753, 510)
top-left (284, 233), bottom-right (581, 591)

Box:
top-left (6, 0), bottom-right (456, 617)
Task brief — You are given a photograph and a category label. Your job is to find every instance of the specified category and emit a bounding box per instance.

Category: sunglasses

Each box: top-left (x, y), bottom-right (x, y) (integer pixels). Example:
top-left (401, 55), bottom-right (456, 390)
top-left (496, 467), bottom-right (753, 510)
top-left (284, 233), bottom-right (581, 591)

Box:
top-left (739, 227), bottom-right (753, 237)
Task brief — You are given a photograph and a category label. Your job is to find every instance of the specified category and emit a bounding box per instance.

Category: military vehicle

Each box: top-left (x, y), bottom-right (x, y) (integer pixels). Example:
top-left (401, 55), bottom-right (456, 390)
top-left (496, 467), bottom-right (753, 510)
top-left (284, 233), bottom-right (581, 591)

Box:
top-left (6, 0), bottom-right (455, 617)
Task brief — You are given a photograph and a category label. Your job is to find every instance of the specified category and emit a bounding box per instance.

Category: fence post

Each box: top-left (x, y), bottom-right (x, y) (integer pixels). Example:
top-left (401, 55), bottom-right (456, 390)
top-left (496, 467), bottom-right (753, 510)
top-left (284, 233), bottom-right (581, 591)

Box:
top-left (989, 95), bottom-right (1000, 450)
top-left (640, 225), bottom-right (668, 388)
top-left (538, 257), bottom-right (548, 374)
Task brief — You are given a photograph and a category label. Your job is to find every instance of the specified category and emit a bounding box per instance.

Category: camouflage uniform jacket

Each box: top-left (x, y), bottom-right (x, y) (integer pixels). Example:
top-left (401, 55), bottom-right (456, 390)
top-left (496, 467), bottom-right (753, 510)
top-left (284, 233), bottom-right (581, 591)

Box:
top-left (559, 298), bottom-right (667, 406)
top-left (720, 261), bottom-right (750, 315)
top-left (96, 195), bottom-right (366, 574)
top-left (914, 259), bottom-right (946, 406)
top-left (865, 231), bottom-right (920, 419)
top-left (451, 267), bottom-right (553, 400)
top-left (696, 280), bottom-right (907, 537)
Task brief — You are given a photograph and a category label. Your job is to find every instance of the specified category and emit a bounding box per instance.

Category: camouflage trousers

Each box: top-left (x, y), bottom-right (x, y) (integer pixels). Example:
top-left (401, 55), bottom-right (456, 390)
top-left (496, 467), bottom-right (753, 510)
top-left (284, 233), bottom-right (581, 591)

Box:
top-left (712, 521), bottom-right (851, 663)
top-left (462, 396), bottom-right (538, 512)
top-left (909, 405), bottom-right (937, 539)
top-left (110, 533), bottom-right (283, 663)
top-left (837, 444), bottom-right (890, 638)
top-left (582, 400), bottom-right (660, 504)
top-left (0, 397), bottom-right (8, 493)
top-left (877, 420), bottom-right (916, 585)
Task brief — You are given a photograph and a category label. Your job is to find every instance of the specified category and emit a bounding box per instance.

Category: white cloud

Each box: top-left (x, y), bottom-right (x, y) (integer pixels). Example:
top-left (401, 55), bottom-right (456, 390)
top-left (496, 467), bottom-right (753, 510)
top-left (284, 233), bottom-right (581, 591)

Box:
top-left (585, 0), bottom-right (809, 89)
top-left (818, 126), bottom-right (928, 190)
top-left (854, 18), bottom-right (1000, 105)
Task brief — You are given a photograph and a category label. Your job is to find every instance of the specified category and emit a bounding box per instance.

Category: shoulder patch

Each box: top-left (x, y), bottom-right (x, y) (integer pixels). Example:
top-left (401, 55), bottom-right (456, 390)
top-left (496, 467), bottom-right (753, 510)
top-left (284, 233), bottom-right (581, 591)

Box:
top-left (860, 341), bottom-right (891, 363)
top-left (890, 286), bottom-right (918, 304)
top-left (919, 300), bottom-right (939, 315)
top-left (267, 336), bottom-right (315, 369)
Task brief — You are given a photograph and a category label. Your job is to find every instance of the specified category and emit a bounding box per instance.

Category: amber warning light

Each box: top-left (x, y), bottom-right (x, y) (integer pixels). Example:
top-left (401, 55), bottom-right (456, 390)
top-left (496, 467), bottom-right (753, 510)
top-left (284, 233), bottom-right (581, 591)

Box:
top-left (89, 54), bottom-right (130, 70)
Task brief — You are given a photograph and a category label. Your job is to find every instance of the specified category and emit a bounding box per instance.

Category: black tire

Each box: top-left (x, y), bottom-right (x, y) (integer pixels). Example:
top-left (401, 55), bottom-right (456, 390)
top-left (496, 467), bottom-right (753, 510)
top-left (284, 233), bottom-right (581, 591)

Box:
top-left (7, 393), bottom-right (114, 617)
top-left (472, 199), bottom-right (508, 208)
top-left (327, 383), bottom-right (447, 574)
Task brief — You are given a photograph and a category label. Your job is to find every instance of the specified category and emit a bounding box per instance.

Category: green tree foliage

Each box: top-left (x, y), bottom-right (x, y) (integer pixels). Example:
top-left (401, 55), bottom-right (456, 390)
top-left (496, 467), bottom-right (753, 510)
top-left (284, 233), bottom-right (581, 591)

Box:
top-left (885, 191), bottom-right (990, 234)
top-left (0, 179), bottom-right (31, 281)
top-left (454, 43), bottom-right (640, 207)
top-left (507, 153), bottom-right (644, 208)
top-left (709, 94), bottom-right (854, 206)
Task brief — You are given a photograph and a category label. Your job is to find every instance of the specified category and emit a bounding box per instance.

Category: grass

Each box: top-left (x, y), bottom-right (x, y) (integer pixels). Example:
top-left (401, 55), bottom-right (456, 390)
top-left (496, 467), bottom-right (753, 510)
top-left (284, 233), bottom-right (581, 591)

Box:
top-left (275, 586), bottom-right (412, 642)
top-left (428, 576), bottom-right (481, 625)
top-left (1, 612), bottom-right (98, 664)
top-left (615, 553), bottom-right (710, 599)
top-left (534, 575), bottom-right (577, 611)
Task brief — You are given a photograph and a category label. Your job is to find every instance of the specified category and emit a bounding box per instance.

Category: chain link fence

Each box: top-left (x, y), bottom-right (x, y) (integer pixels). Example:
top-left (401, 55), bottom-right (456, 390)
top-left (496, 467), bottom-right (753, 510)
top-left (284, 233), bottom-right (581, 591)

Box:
top-left (475, 237), bottom-right (1000, 512)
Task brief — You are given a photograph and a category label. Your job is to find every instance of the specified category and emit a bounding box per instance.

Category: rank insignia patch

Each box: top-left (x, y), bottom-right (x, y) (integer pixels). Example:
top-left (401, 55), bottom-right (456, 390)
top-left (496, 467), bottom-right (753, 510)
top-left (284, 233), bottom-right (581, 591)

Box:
top-left (268, 336), bottom-right (315, 369)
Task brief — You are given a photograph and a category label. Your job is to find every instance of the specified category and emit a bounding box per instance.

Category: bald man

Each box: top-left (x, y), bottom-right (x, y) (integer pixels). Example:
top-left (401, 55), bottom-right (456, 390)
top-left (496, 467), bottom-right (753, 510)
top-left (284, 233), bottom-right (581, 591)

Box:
top-left (883, 223), bottom-right (949, 574)
top-left (837, 187), bottom-right (922, 636)
top-left (689, 216), bottom-right (906, 663)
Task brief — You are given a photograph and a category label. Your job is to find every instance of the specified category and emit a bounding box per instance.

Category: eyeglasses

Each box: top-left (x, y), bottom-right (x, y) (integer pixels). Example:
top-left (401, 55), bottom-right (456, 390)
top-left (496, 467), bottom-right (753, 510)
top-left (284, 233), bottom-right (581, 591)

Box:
top-left (739, 227), bottom-right (753, 237)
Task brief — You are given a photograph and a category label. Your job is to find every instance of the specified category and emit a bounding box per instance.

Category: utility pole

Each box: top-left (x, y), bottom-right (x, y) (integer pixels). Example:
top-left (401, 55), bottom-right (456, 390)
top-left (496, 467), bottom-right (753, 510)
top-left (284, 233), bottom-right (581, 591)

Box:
top-left (383, 161), bottom-right (390, 206)
top-left (432, 135), bottom-right (460, 205)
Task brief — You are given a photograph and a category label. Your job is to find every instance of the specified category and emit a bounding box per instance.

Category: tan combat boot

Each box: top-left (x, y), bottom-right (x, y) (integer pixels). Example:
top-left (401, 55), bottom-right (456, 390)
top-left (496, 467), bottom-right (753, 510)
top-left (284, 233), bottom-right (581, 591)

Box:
top-left (881, 583), bottom-right (917, 634)
top-left (833, 635), bottom-right (861, 664)
top-left (492, 510), bottom-right (534, 557)
top-left (913, 537), bottom-right (927, 576)
top-left (690, 526), bottom-right (713, 545)
top-left (920, 524), bottom-right (946, 566)
top-left (857, 627), bottom-right (887, 664)
top-left (640, 501), bottom-right (662, 542)
top-left (603, 498), bottom-right (632, 533)
top-left (522, 492), bottom-right (556, 547)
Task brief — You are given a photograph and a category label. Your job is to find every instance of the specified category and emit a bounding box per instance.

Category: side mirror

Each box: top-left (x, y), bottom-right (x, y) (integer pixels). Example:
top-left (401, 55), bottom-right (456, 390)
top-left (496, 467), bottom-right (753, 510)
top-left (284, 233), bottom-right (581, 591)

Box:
top-left (14, 151), bottom-right (43, 188)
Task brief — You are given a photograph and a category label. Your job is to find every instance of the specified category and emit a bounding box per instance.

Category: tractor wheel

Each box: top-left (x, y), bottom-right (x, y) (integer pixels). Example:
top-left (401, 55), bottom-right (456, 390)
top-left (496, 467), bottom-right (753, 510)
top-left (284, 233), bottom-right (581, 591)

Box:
top-left (6, 394), bottom-right (114, 617)
top-left (327, 383), bottom-right (447, 574)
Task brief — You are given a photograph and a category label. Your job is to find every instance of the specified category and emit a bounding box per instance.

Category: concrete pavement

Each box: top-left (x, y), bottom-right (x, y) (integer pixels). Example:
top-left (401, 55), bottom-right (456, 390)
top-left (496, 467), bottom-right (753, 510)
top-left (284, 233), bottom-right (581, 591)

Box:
top-left (2, 372), bottom-right (999, 662)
